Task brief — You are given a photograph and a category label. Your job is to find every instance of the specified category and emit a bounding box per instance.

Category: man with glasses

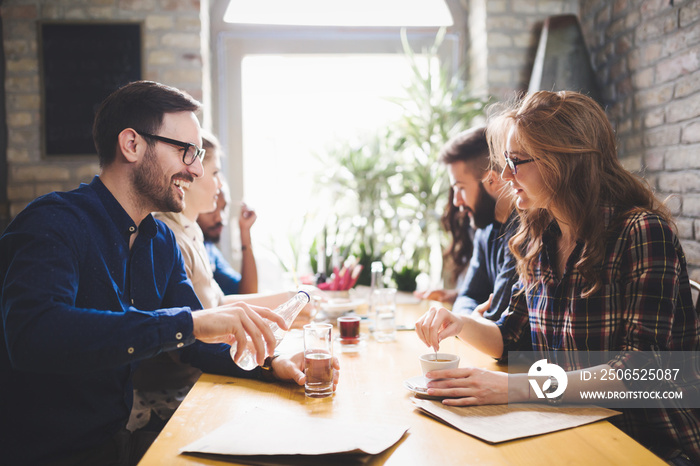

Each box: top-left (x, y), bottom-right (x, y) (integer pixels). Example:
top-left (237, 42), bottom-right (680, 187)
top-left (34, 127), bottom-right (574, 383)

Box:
top-left (0, 81), bottom-right (326, 465)
top-left (416, 126), bottom-right (520, 323)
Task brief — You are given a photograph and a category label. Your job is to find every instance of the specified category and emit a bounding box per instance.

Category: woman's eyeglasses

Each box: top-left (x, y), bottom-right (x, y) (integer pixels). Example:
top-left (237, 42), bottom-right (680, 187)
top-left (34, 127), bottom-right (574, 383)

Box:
top-left (135, 130), bottom-right (206, 166)
top-left (503, 151), bottom-right (535, 175)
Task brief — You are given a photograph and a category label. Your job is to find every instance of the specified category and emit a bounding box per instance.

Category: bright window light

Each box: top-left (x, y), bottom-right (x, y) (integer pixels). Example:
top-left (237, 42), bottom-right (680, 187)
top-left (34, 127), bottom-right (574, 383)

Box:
top-left (240, 54), bottom-right (428, 289)
top-left (224, 0), bottom-right (453, 27)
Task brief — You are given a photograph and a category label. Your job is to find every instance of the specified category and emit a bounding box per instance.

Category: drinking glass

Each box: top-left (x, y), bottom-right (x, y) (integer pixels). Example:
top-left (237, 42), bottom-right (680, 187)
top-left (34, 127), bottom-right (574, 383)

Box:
top-left (372, 287), bottom-right (397, 342)
top-left (303, 323), bottom-right (333, 398)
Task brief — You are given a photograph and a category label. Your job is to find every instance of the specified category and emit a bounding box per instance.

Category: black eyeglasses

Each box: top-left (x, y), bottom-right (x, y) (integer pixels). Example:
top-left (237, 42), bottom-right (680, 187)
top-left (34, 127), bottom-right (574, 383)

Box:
top-left (135, 130), bottom-right (206, 166)
top-left (503, 151), bottom-right (535, 175)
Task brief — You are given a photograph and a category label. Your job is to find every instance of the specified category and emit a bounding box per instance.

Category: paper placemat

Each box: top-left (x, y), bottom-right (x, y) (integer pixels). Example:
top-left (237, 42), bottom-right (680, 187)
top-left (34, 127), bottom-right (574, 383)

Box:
top-left (181, 407), bottom-right (409, 459)
top-left (412, 398), bottom-right (620, 443)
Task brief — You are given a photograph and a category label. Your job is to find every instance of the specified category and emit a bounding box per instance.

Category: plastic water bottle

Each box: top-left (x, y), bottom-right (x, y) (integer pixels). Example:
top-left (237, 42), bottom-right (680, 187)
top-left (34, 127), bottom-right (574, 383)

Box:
top-left (229, 290), bottom-right (311, 370)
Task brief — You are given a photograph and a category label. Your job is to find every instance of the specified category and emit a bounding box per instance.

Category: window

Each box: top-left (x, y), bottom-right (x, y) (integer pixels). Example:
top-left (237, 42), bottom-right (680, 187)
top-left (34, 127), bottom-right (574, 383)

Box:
top-left (212, 21), bottom-right (460, 290)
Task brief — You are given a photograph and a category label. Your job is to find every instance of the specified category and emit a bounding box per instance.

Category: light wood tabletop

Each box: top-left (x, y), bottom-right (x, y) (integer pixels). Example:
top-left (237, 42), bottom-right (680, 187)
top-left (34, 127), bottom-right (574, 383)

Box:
top-left (139, 299), bottom-right (664, 465)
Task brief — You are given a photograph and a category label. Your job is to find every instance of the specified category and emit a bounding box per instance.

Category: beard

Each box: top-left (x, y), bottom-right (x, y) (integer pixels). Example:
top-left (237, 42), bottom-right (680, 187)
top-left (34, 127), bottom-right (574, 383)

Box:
top-left (201, 221), bottom-right (224, 243)
top-left (470, 181), bottom-right (497, 229)
top-left (131, 146), bottom-right (188, 213)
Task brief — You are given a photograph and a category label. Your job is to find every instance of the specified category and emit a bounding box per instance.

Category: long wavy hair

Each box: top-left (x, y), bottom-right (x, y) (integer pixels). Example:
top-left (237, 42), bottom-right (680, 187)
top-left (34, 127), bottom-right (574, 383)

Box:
top-left (439, 126), bottom-right (490, 284)
top-left (440, 188), bottom-right (471, 284)
top-left (487, 90), bottom-right (672, 296)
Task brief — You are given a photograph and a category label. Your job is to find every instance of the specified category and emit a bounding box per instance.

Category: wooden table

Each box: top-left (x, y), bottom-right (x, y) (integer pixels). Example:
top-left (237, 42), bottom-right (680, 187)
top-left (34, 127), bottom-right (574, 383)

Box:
top-left (139, 300), bottom-right (664, 465)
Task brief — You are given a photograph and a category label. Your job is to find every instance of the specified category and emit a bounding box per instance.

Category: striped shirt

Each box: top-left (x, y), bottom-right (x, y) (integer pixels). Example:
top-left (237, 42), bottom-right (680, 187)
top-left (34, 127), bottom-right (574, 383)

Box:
top-left (498, 207), bottom-right (700, 461)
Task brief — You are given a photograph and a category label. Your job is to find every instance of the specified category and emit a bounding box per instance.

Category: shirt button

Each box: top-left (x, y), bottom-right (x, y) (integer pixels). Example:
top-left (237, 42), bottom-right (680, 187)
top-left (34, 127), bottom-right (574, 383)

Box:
top-left (177, 342), bottom-right (184, 348)
top-left (127, 347), bottom-right (135, 354)
top-left (175, 332), bottom-right (183, 340)
top-left (129, 226), bottom-right (136, 233)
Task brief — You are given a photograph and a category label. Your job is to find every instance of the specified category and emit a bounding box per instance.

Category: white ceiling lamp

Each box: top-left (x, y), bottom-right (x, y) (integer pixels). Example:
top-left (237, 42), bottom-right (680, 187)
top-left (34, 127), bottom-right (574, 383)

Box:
top-left (224, 0), bottom-right (454, 27)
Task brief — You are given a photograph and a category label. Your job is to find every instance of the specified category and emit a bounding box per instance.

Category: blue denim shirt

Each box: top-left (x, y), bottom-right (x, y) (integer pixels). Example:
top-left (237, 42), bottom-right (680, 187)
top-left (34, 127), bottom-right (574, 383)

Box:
top-left (452, 213), bottom-right (519, 321)
top-left (0, 176), bottom-right (252, 464)
top-left (205, 241), bottom-right (241, 295)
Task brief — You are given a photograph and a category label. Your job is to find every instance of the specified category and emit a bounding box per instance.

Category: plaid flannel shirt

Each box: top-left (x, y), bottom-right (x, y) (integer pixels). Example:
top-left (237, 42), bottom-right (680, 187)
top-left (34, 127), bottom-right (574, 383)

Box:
top-left (498, 207), bottom-right (700, 462)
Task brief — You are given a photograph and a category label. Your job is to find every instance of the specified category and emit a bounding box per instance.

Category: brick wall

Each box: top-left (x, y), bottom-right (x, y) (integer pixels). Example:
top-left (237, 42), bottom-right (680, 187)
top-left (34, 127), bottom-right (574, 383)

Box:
top-left (579, 0), bottom-right (700, 280)
top-left (469, 0), bottom-right (580, 99)
top-left (467, 0), bottom-right (700, 280)
top-left (2, 0), bottom-right (205, 217)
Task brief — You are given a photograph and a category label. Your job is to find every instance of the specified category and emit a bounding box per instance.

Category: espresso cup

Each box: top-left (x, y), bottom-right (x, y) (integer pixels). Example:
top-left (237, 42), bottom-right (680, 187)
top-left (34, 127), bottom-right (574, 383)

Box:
top-left (419, 352), bottom-right (460, 376)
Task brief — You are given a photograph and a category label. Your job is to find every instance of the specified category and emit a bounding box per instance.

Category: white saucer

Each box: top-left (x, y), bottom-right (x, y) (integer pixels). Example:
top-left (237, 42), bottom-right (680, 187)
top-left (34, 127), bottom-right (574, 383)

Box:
top-left (403, 375), bottom-right (445, 400)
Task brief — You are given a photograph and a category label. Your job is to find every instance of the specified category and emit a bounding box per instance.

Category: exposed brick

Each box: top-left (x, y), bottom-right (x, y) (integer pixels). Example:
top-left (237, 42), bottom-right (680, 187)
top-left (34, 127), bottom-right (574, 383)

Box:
top-left (3, 39), bottom-right (34, 58)
top-left (635, 15), bottom-right (665, 42)
top-left (640, 0), bottom-right (675, 15)
top-left (645, 125), bottom-right (681, 147)
top-left (13, 165), bottom-right (71, 182)
top-left (612, 0), bottom-right (627, 17)
top-left (644, 108), bottom-right (665, 128)
top-left (160, 32), bottom-right (200, 49)
top-left (624, 9), bottom-right (642, 30)
top-left (667, 93), bottom-right (700, 123)
top-left (1, 5), bottom-right (38, 19)
top-left (665, 144), bottom-right (700, 170)
top-left (662, 24), bottom-right (700, 56)
top-left (680, 0), bottom-right (700, 28)
top-left (594, 3), bottom-right (611, 27)
top-left (75, 164), bottom-right (101, 180)
top-left (658, 172), bottom-right (684, 192)
top-left (117, 0), bottom-right (158, 11)
top-left (148, 50), bottom-right (176, 65)
top-left (145, 15), bottom-right (175, 30)
top-left (5, 76), bottom-right (39, 93)
top-left (8, 94), bottom-right (41, 111)
top-left (664, 192), bottom-right (683, 215)
top-left (689, 267), bottom-right (700, 282)
top-left (6, 58), bottom-right (38, 73)
top-left (161, 68), bottom-right (201, 85)
top-left (644, 147), bottom-right (666, 170)
top-left (615, 33), bottom-right (632, 55)
top-left (34, 183), bottom-right (69, 198)
top-left (682, 122), bottom-right (700, 144)
top-left (682, 239), bottom-right (700, 267)
top-left (175, 16), bottom-right (201, 31)
top-left (656, 47), bottom-right (700, 83)
top-left (7, 184), bottom-right (35, 201)
top-left (10, 201), bottom-right (31, 218)
top-left (620, 154), bottom-right (643, 172)
top-left (635, 83), bottom-right (674, 110)
top-left (64, 7), bottom-right (90, 19)
top-left (162, 0), bottom-right (200, 11)
top-left (486, 1), bottom-right (508, 14)
top-left (85, 7), bottom-right (114, 18)
top-left (606, 17), bottom-right (627, 40)
top-left (7, 148), bottom-right (30, 163)
top-left (7, 112), bottom-right (33, 127)
top-left (683, 194), bottom-right (700, 217)
top-left (489, 32), bottom-right (512, 48)
top-left (676, 73), bottom-right (700, 98)
top-left (677, 218), bottom-right (695, 239)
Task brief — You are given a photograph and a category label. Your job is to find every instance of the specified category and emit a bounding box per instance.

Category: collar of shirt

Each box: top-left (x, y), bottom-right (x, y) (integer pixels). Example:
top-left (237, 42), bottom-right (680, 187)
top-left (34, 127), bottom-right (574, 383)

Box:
top-left (157, 211), bottom-right (204, 245)
top-left (90, 176), bottom-right (158, 244)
